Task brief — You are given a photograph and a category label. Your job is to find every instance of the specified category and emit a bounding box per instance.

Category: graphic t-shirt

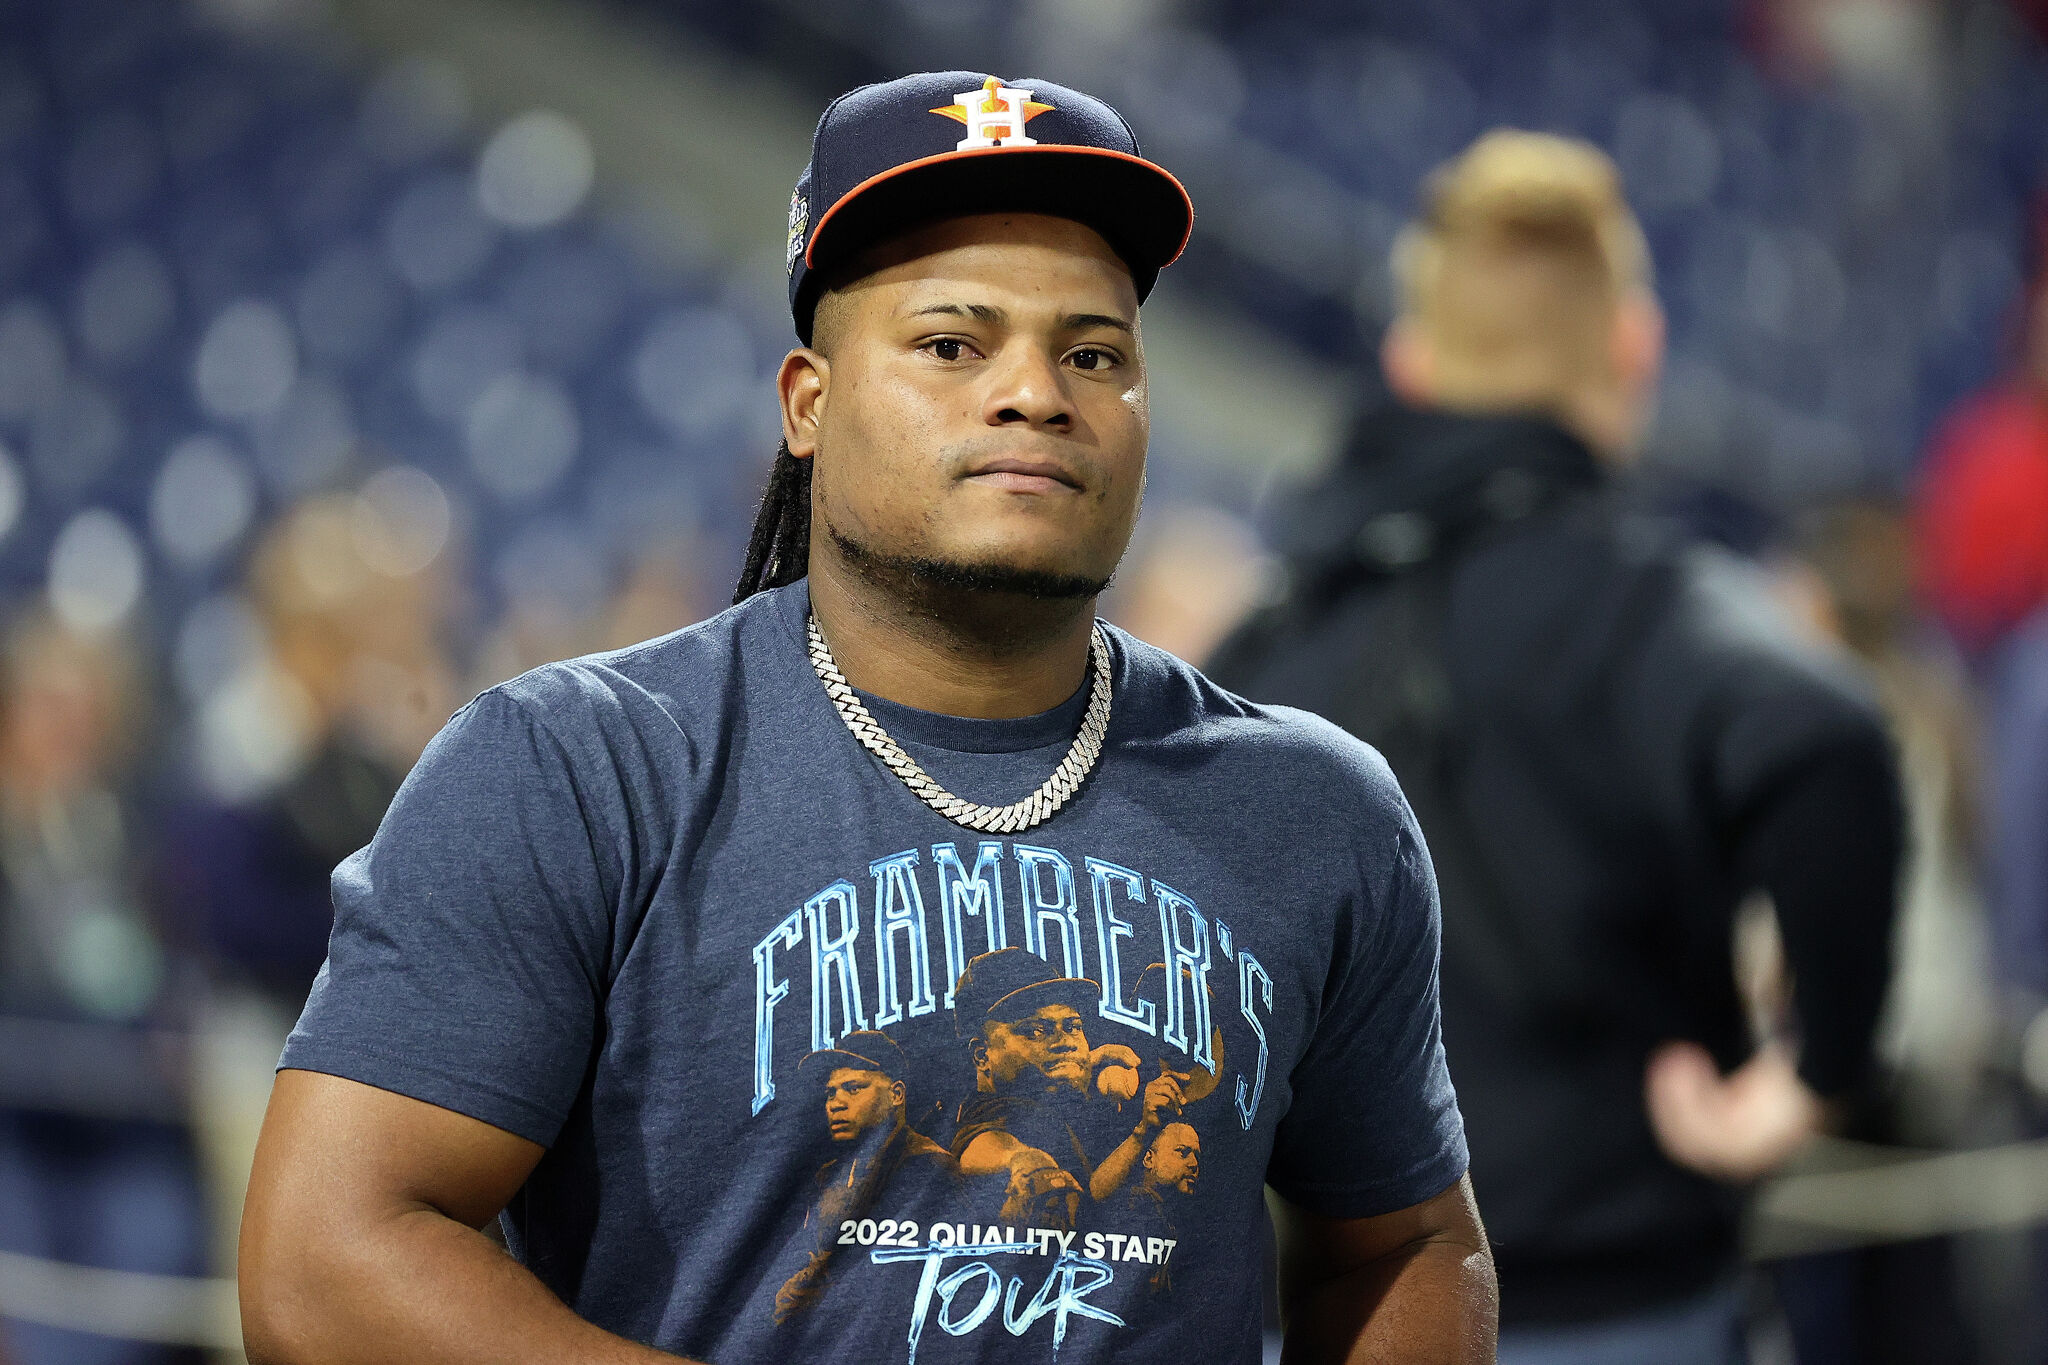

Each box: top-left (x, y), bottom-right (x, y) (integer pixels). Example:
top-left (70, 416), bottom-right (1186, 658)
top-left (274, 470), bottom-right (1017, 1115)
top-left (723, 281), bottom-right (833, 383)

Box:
top-left (281, 582), bottom-right (1467, 1364)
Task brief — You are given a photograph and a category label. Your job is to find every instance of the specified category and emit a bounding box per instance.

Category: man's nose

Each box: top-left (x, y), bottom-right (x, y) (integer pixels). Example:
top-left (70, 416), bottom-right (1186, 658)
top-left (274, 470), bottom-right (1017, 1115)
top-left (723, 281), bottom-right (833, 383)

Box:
top-left (983, 345), bottom-right (1073, 432)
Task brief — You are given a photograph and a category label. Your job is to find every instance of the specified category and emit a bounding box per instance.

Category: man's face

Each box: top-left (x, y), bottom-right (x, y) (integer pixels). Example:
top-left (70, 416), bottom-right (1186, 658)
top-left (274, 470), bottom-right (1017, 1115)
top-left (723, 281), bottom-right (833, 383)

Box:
top-left (1142, 1122), bottom-right (1200, 1195)
top-left (823, 1066), bottom-right (902, 1142)
top-left (789, 213), bottom-right (1148, 599)
top-left (981, 1003), bottom-right (1090, 1094)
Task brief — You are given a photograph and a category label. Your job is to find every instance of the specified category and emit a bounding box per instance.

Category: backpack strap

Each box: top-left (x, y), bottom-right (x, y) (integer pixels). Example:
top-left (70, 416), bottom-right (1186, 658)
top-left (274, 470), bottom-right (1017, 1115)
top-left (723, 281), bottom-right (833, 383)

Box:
top-left (1325, 557), bottom-right (1596, 1026)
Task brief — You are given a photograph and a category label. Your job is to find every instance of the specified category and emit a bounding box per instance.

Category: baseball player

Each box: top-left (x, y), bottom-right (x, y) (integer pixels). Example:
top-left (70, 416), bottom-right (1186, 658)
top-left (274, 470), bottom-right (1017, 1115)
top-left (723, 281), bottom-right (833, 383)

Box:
top-left (774, 1031), bottom-right (956, 1323)
top-left (239, 71), bottom-right (1495, 1364)
top-left (946, 946), bottom-right (1171, 1227)
top-left (1119, 1121), bottom-right (1202, 1297)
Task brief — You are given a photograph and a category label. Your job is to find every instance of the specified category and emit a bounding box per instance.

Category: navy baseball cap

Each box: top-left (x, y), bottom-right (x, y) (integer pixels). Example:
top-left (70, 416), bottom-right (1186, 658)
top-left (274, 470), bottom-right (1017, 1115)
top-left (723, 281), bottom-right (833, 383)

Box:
top-left (951, 946), bottom-right (1099, 1038)
top-left (786, 71), bottom-right (1194, 344)
top-left (798, 1029), bottom-right (909, 1081)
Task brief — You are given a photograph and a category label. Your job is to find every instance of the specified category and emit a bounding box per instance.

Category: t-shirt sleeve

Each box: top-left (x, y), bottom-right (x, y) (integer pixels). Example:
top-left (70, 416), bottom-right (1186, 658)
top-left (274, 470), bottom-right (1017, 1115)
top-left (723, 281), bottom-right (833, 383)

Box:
top-left (1265, 794), bottom-right (1469, 1220)
top-left (279, 687), bottom-right (622, 1147)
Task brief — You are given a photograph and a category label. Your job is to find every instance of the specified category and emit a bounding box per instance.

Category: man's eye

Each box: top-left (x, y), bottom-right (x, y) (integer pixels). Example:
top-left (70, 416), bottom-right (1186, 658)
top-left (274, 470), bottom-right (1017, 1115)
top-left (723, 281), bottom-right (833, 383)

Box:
top-left (1068, 348), bottom-right (1116, 372)
top-left (925, 338), bottom-right (970, 361)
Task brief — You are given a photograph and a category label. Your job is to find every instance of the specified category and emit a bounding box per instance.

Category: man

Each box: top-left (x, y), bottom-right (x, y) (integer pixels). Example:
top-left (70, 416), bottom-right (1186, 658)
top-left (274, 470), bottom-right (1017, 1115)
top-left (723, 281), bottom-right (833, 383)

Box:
top-left (239, 72), bottom-right (1494, 1364)
top-left (946, 946), bottom-right (1183, 1225)
top-left (1140, 1122), bottom-right (1199, 1199)
top-left (1211, 130), bottom-right (1901, 1363)
top-left (1917, 223), bottom-right (2048, 657)
top-left (1113, 1122), bottom-right (1200, 1299)
top-left (774, 1032), bottom-right (956, 1323)
top-left (1142, 1123), bottom-right (1199, 1197)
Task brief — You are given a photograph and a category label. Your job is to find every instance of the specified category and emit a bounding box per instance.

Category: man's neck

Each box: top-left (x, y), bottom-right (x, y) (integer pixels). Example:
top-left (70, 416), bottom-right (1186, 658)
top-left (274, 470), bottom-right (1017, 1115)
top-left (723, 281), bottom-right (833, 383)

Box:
top-left (848, 1119), bottom-right (903, 1174)
top-left (805, 553), bottom-right (1096, 720)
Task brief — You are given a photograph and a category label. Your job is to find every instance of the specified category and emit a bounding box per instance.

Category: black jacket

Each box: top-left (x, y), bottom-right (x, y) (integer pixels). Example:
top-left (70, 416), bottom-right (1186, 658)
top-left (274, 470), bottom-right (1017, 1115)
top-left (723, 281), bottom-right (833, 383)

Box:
top-left (1210, 408), bottom-right (1901, 1325)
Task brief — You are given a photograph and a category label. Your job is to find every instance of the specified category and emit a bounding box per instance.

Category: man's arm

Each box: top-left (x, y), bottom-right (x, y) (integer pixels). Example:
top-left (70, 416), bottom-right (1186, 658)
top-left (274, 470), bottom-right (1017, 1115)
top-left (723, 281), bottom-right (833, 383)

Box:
top-left (1735, 726), bottom-right (1902, 1100)
top-left (956, 1129), bottom-right (1083, 1225)
top-left (1271, 1175), bottom-right (1496, 1365)
top-left (1644, 723), bottom-right (1903, 1181)
top-left (1086, 1072), bottom-right (1184, 1202)
top-left (240, 1069), bottom-right (692, 1365)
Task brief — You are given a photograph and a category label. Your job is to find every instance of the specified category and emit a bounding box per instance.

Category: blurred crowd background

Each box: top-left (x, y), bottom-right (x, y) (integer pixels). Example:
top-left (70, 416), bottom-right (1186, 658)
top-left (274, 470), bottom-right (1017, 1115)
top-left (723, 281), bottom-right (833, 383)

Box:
top-left (0, 0), bottom-right (2044, 1360)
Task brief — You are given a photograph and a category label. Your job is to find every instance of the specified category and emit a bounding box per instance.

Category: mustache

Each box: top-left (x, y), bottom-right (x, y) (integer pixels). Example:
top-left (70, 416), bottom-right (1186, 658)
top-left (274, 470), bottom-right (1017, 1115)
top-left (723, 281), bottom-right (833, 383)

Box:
top-left (942, 436), bottom-right (1101, 488)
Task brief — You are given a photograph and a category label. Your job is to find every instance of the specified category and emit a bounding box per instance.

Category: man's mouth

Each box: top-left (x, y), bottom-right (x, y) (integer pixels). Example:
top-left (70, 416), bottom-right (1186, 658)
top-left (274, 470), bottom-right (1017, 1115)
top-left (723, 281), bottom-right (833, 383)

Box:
top-left (964, 456), bottom-right (1082, 494)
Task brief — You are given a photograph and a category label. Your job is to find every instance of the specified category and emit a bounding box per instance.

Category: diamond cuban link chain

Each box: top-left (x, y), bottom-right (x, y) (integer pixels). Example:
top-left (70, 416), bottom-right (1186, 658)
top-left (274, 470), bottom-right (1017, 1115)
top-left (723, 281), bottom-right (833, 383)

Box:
top-left (805, 614), bottom-right (1111, 834)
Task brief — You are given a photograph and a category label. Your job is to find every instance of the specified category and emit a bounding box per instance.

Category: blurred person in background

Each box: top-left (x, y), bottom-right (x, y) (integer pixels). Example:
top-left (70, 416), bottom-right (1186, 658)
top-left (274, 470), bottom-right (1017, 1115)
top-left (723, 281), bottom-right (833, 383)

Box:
top-left (1210, 131), bottom-right (1903, 1365)
top-left (168, 490), bottom-right (463, 1005)
top-left (1782, 501), bottom-right (1992, 1148)
top-left (161, 488), bottom-right (460, 1300)
top-left (1944, 226), bottom-right (2048, 1363)
top-left (1770, 499), bottom-right (2001, 1361)
top-left (1916, 221), bottom-right (2048, 661)
top-left (0, 612), bottom-right (206, 1365)
top-left (1920, 230), bottom-right (2048, 1031)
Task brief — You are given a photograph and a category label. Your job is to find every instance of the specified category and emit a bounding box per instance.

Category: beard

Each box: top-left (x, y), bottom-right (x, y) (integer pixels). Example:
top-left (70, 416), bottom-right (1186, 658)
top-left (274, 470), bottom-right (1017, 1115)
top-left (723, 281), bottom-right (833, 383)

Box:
top-left (826, 523), bottom-right (1112, 602)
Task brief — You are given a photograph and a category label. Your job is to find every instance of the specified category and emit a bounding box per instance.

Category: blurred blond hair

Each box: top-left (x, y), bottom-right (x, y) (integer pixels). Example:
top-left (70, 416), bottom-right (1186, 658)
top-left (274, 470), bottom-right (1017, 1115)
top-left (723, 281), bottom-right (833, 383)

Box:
top-left (1392, 130), bottom-right (1651, 417)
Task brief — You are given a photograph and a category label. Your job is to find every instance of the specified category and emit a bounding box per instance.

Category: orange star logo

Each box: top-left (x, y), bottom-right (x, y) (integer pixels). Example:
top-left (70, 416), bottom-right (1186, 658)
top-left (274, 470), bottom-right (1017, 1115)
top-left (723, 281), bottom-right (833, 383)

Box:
top-left (930, 76), bottom-right (1054, 145)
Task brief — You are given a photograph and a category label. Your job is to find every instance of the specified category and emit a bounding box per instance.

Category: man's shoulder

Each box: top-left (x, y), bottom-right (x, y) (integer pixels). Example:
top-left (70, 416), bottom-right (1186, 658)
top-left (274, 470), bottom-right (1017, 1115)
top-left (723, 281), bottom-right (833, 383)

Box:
top-left (1663, 544), bottom-right (1878, 705)
top-left (1110, 625), bottom-right (1408, 822)
top-left (955, 1091), bottom-right (1022, 1126)
top-left (903, 1130), bottom-right (954, 1164)
top-left (1480, 504), bottom-right (1877, 720)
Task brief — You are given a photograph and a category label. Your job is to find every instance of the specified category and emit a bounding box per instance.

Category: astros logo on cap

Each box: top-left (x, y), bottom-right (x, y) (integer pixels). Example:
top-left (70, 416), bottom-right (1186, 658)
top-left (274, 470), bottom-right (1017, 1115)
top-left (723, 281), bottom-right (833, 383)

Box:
top-left (930, 77), bottom-right (1054, 151)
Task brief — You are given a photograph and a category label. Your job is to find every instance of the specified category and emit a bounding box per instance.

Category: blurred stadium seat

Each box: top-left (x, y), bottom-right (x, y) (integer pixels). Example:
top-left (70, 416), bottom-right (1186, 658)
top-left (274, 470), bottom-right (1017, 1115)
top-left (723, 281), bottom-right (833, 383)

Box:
top-left (0, 0), bottom-right (780, 682)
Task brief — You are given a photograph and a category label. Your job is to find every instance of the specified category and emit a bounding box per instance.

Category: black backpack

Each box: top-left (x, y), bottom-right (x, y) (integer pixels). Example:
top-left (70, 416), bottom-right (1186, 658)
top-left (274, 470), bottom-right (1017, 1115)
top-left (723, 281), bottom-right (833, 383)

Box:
top-left (1207, 491), bottom-right (1600, 1026)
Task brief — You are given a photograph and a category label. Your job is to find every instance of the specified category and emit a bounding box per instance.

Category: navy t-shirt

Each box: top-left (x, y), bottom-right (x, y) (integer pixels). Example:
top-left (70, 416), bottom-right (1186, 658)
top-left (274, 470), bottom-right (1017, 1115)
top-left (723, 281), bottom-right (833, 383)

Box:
top-left (281, 582), bottom-right (1467, 1364)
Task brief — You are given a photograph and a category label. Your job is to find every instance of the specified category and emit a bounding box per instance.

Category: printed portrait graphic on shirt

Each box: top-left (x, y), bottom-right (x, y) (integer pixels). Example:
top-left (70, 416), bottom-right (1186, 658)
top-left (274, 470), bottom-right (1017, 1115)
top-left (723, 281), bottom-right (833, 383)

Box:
top-left (749, 840), bottom-right (1274, 1361)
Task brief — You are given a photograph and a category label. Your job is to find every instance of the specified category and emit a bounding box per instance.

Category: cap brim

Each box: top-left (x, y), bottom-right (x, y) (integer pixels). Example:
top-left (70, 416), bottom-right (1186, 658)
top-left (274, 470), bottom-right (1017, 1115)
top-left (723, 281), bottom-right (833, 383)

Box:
top-left (799, 1048), bottom-right (893, 1077)
top-left (801, 145), bottom-right (1191, 320)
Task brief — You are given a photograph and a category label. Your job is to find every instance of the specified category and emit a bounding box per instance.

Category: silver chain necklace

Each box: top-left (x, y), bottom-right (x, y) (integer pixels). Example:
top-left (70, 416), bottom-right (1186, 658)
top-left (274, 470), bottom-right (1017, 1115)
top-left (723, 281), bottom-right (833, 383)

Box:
top-left (805, 614), bottom-right (1112, 834)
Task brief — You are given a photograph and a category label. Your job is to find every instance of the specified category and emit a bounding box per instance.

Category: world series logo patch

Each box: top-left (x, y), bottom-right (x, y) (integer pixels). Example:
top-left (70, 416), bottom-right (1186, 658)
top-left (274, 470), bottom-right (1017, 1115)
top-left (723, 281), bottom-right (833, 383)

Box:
top-left (787, 190), bottom-right (809, 274)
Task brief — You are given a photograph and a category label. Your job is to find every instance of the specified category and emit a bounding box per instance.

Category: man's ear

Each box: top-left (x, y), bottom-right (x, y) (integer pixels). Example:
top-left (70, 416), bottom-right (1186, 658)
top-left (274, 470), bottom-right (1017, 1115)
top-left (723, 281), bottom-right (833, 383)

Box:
top-left (779, 347), bottom-right (829, 458)
top-left (1380, 317), bottom-right (1435, 407)
top-left (889, 1079), bottom-right (906, 1107)
top-left (1610, 289), bottom-right (1665, 395)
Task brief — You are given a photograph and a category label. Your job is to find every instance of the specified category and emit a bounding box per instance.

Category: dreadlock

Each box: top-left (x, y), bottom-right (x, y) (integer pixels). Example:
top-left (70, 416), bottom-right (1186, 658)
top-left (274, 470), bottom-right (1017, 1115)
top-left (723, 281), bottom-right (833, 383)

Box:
top-left (733, 441), bottom-right (814, 604)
